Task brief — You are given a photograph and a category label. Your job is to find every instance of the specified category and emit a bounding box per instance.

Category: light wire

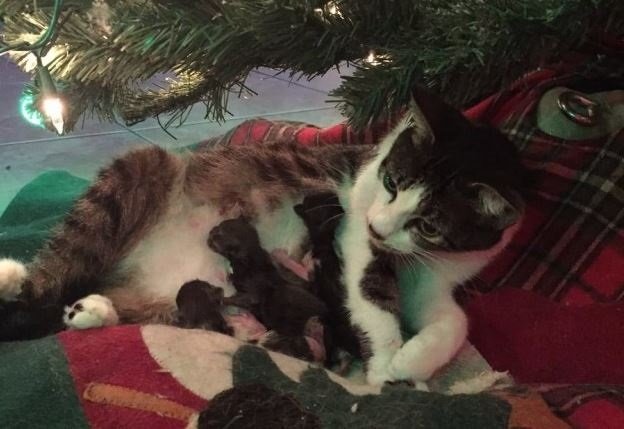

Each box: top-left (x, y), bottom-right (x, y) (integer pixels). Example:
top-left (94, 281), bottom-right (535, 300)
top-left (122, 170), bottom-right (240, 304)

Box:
top-left (0, 0), bottom-right (64, 57)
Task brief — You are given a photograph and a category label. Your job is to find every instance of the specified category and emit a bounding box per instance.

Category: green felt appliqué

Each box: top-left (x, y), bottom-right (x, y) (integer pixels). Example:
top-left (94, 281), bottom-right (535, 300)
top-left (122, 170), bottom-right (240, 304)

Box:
top-left (0, 336), bottom-right (88, 428)
top-left (0, 171), bottom-right (89, 262)
top-left (232, 346), bottom-right (510, 429)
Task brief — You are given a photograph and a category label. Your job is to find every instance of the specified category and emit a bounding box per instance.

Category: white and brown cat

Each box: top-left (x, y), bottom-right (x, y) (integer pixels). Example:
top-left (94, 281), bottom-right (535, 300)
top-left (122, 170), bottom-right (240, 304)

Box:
top-left (0, 89), bottom-right (527, 385)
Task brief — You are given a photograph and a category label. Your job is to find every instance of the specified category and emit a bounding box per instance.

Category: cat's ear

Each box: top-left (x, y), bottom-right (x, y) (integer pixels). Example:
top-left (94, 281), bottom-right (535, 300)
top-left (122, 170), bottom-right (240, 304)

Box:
top-left (407, 96), bottom-right (435, 145)
top-left (408, 87), bottom-right (468, 143)
top-left (469, 183), bottom-right (521, 229)
top-left (293, 203), bottom-right (305, 217)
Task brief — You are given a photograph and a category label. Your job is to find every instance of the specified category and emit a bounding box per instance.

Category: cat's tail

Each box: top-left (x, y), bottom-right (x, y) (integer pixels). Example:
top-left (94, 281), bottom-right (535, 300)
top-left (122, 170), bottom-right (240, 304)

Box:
top-left (0, 146), bottom-right (182, 340)
top-left (0, 258), bottom-right (62, 340)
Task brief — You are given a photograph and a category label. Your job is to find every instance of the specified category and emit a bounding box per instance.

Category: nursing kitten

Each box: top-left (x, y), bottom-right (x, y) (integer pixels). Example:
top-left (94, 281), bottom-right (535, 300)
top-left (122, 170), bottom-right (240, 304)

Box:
top-left (175, 279), bottom-right (232, 334)
top-left (206, 217), bottom-right (328, 361)
top-left (0, 89), bottom-right (526, 386)
top-left (294, 194), bottom-right (362, 361)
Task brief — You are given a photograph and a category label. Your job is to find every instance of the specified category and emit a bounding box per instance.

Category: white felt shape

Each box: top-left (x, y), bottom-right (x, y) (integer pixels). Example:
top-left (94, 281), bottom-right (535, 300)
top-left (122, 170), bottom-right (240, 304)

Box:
top-left (141, 325), bottom-right (381, 402)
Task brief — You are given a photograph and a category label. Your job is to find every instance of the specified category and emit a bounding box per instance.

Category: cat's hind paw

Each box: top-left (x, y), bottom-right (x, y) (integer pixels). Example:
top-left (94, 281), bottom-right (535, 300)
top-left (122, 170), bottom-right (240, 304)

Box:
top-left (64, 294), bottom-right (119, 330)
top-left (0, 258), bottom-right (27, 301)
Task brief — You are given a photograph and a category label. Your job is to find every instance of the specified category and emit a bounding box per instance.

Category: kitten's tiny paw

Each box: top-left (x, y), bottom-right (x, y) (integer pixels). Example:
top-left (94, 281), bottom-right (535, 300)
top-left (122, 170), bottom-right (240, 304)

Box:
top-left (223, 310), bottom-right (267, 341)
top-left (0, 258), bottom-right (27, 301)
top-left (64, 294), bottom-right (119, 330)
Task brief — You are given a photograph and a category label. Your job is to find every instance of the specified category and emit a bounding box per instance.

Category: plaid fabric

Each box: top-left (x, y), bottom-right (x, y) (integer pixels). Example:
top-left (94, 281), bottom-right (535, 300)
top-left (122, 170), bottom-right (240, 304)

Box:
top-left (538, 384), bottom-right (624, 428)
top-left (198, 117), bottom-right (397, 150)
top-left (475, 76), bottom-right (624, 305)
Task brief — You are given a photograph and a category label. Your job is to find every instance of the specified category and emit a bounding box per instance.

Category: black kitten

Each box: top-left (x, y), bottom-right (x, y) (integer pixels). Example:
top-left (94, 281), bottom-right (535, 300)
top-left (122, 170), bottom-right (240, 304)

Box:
top-left (175, 280), bottom-right (232, 335)
top-left (207, 217), bottom-right (328, 361)
top-left (294, 194), bottom-right (362, 362)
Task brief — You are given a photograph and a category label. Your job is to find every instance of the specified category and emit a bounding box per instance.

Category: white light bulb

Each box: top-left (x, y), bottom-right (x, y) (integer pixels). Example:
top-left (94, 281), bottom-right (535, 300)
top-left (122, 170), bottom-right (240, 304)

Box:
top-left (365, 51), bottom-right (379, 66)
top-left (314, 2), bottom-right (341, 18)
top-left (42, 97), bottom-right (65, 134)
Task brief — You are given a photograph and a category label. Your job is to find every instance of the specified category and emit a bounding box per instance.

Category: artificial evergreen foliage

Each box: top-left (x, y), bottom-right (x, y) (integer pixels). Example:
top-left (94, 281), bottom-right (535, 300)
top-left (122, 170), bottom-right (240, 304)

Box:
top-left (1, 0), bottom-right (623, 131)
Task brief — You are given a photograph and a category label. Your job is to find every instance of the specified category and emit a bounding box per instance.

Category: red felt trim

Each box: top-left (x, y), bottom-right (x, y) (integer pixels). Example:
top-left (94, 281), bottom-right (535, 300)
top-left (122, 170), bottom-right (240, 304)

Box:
top-left (59, 326), bottom-right (206, 429)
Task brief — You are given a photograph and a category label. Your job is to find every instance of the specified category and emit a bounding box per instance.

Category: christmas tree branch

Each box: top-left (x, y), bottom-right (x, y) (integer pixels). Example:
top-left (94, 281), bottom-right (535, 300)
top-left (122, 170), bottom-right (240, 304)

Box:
top-left (2, 0), bottom-right (623, 131)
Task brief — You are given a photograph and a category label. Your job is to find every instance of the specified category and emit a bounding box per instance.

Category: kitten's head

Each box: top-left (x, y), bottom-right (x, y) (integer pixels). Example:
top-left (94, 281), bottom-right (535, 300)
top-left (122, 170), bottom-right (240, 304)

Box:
top-left (362, 89), bottom-right (528, 260)
top-left (294, 193), bottom-right (343, 239)
top-left (207, 217), bottom-right (262, 263)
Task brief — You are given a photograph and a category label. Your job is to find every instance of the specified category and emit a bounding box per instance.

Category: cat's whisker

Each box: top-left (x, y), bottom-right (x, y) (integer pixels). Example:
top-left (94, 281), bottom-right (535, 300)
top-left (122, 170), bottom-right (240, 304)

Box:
top-left (411, 251), bottom-right (442, 272)
top-left (406, 251), bottom-right (433, 272)
top-left (410, 245), bottom-right (443, 265)
top-left (318, 212), bottom-right (345, 230)
top-left (305, 203), bottom-right (346, 211)
top-left (407, 253), bottom-right (431, 274)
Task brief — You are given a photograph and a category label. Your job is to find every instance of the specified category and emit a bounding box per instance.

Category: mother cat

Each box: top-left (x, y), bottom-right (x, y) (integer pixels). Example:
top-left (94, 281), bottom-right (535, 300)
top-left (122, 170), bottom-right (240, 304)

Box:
top-left (0, 89), bottom-right (527, 385)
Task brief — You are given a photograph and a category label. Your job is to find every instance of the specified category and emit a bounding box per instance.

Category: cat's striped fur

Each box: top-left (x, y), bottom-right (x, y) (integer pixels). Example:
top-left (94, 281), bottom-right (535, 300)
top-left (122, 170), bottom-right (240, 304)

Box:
top-left (1, 142), bottom-right (371, 339)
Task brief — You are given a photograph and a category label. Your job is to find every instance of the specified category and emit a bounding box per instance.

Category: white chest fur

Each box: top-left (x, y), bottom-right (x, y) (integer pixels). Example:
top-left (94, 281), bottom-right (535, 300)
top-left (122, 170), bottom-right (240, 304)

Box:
top-left (121, 194), bottom-right (308, 301)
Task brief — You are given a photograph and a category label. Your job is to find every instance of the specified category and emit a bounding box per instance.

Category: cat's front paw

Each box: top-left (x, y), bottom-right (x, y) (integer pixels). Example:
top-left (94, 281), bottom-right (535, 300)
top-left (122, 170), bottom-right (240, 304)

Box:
top-left (64, 294), bottom-right (119, 330)
top-left (366, 354), bottom-right (398, 386)
top-left (366, 367), bottom-right (395, 386)
top-left (0, 258), bottom-right (27, 301)
top-left (388, 337), bottom-right (440, 383)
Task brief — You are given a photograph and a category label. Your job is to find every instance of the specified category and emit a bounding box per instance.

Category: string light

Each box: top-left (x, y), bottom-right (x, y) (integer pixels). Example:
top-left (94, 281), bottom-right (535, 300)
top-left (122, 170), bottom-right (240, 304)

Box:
top-left (35, 57), bottom-right (66, 134)
top-left (41, 96), bottom-right (65, 134)
top-left (1, 0), bottom-right (67, 134)
top-left (314, 2), bottom-right (342, 18)
top-left (365, 51), bottom-right (380, 66)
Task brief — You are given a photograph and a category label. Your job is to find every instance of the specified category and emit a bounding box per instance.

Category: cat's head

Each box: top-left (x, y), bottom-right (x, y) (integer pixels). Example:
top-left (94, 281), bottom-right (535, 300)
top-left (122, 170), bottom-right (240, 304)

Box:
top-left (359, 89), bottom-right (528, 261)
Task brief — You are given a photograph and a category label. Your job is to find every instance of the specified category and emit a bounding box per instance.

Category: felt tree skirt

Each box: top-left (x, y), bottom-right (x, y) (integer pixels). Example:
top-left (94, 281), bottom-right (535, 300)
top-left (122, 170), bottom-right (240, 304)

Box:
top-left (1, 324), bottom-right (573, 429)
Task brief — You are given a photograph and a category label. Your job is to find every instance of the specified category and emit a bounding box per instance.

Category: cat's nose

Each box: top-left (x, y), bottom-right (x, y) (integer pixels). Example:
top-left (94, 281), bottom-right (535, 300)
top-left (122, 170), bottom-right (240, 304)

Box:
top-left (368, 224), bottom-right (386, 241)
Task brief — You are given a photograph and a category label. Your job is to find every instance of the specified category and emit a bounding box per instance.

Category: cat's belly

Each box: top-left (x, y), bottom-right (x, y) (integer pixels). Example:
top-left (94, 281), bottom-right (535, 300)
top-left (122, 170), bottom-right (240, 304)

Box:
top-left (120, 195), bottom-right (308, 301)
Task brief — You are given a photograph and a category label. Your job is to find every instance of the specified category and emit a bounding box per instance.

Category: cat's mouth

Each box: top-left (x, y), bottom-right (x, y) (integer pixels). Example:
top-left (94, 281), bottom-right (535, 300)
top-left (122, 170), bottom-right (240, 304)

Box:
top-left (367, 235), bottom-right (403, 255)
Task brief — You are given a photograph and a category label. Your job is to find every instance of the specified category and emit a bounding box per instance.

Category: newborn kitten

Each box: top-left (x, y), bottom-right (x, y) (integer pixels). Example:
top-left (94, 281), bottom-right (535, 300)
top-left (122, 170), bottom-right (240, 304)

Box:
top-left (294, 194), bottom-right (362, 363)
top-left (175, 280), bottom-right (232, 335)
top-left (207, 217), bottom-right (328, 362)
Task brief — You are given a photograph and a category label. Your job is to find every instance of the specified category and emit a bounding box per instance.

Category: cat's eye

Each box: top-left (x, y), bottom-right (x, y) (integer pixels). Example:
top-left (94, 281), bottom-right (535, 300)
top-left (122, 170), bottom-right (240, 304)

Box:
top-left (414, 218), bottom-right (440, 239)
top-left (382, 173), bottom-right (397, 197)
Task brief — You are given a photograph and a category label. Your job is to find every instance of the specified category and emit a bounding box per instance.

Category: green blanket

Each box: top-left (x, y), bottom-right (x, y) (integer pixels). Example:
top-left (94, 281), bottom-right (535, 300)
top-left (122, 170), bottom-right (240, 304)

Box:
top-left (0, 171), bottom-right (89, 261)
